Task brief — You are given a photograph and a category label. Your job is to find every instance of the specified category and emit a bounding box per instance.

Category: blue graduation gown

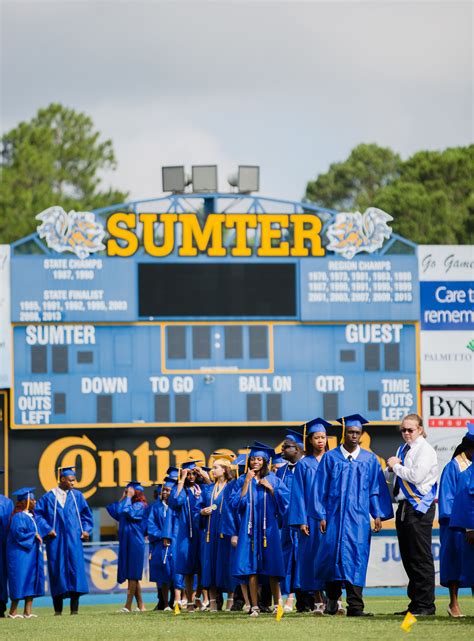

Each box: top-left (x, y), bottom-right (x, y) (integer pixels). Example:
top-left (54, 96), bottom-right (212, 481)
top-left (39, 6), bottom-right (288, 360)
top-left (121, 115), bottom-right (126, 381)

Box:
top-left (276, 462), bottom-right (299, 594)
top-left (106, 498), bottom-right (149, 583)
top-left (288, 456), bottom-right (324, 591)
top-left (231, 472), bottom-right (290, 580)
top-left (200, 481), bottom-right (236, 590)
top-left (218, 480), bottom-right (241, 590)
top-left (0, 495), bottom-right (13, 602)
top-left (35, 489), bottom-right (93, 597)
top-left (7, 512), bottom-right (46, 600)
top-left (310, 448), bottom-right (393, 587)
top-left (449, 464), bottom-right (474, 586)
top-left (167, 485), bottom-right (203, 576)
top-left (439, 455), bottom-right (472, 587)
top-left (147, 500), bottom-right (174, 585)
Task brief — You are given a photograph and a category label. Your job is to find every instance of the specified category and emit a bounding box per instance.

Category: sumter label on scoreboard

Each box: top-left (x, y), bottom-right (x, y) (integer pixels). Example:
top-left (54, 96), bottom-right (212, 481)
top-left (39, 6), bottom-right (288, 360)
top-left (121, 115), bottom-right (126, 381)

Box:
top-left (107, 212), bottom-right (325, 257)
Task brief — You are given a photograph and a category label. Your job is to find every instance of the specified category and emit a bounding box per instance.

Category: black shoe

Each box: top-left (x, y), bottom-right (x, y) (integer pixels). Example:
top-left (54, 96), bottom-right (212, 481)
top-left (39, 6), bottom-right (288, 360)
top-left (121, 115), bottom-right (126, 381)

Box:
top-left (347, 610), bottom-right (374, 617)
top-left (394, 609), bottom-right (409, 615)
top-left (70, 611), bottom-right (78, 615)
top-left (410, 610), bottom-right (435, 616)
top-left (325, 599), bottom-right (339, 615)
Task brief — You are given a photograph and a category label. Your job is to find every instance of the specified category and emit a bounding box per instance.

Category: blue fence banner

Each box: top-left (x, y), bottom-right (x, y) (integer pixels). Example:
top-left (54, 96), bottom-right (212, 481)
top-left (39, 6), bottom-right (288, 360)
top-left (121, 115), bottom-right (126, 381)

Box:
top-left (420, 281), bottom-right (474, 330)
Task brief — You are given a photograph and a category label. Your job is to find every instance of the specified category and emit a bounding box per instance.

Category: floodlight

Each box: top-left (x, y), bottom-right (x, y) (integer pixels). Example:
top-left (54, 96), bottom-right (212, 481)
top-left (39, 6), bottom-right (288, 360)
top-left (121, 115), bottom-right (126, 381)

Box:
top-left (192, 165), bottom-right (218, 192)
top-left (162, 166), bottom-right (185, 192)
top-left (238, 165), bottom-right (259, 193)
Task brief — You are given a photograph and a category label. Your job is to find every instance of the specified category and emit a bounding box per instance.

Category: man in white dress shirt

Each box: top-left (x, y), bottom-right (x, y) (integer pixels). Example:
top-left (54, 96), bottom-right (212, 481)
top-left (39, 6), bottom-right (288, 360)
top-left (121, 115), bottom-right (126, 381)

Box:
top-left (386, 413), bottom-right (438, 616)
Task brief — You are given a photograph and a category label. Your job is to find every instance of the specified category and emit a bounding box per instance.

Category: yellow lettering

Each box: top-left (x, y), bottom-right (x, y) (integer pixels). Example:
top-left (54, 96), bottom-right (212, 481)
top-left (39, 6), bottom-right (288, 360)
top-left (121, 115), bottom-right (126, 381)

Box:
top-left (226, 214), bottom-right (257, 257)
top-left (132, 442), bottom-right (153, 486)
top-left (98, 450), bottom-right (132, 488)
top-left (178, 214), bottom-right (226, 257)
top-left (141, 213), bottom-right (177, 257)
top-left (154, 437), bottom-right (171, 483)
top-left (89, 548), bottom-right (119, 591)
top-left (257, 215), bottom-right (290, 256)
top-left (38, 435), bottom-right (98, 499)
top-left (106, 213), bottom-right (139, 257)
top-left (290, 214), bottom-right (324, 256)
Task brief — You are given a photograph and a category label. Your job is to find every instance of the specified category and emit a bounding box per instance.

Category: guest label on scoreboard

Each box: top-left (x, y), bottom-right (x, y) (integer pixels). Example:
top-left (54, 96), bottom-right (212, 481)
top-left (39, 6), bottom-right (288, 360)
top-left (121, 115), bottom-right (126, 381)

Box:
top-left (300, 255), bottom-right (419, 321)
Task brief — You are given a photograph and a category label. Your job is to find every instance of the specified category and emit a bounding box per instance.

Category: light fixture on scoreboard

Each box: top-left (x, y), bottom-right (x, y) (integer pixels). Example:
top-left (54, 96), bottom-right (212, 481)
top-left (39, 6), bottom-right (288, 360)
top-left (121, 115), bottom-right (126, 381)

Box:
top-left (162, 166), bottom-right (187, 193)
top-left (192, 165), bottom-right (218, 192)
top-left (227, 165), bottom-right (260, 193)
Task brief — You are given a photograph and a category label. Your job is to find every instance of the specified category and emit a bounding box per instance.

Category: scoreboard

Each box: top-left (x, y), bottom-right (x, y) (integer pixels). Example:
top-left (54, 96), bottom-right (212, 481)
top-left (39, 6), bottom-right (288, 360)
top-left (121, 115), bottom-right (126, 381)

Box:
top-left (11, 250), bottom-right (419, 428)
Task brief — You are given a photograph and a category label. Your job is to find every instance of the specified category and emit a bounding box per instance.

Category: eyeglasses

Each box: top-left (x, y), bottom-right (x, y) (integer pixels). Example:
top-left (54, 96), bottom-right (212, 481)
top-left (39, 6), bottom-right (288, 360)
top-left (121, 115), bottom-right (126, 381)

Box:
top-left (400, 428), bottom-right (416, 433)
top-left (281, 443), bottom-right (296, 449)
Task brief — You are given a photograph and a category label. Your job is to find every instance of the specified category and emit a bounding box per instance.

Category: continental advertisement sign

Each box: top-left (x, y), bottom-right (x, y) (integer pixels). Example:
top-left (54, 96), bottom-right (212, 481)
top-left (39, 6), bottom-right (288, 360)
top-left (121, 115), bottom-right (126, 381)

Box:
top-left (6, 423), bottom-right (402, 506)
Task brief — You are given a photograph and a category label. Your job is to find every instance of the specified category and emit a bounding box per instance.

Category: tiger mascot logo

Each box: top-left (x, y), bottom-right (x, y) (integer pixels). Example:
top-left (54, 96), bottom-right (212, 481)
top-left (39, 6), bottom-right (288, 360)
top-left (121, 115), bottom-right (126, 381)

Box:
top-left (326, 207), bottom-right (393, 259)
top-left (36, 206), bottom-right (106, 260)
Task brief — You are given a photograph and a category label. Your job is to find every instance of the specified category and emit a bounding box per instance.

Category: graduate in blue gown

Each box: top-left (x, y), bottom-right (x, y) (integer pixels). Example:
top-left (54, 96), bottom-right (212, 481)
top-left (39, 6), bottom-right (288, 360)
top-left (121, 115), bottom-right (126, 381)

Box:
top-left (199, 453), bottom-right (237, 611)
top-left (310, 415), bottom-right (393, 617)
top-left (0, 470), bottom-right (13, 618)
top-left (449, 434), bottom-right (474, 592)
top-left (148, 480), bottom-right (175, 610)
top-left (438, 424), bottom-right (474, 617)
top-left (35, 466), bottom-right (93, 616)
top-left (231, 443), bottom-right (290, 617)
top-left (276, 429), bottom-right (305, 612)
top-left (166, 460), bottom-right (209, 612)
top-left (107, 481), bottom-right (149, 613)
top-left (6, 488), bottom-right (48, 619)
top-left (288, 417), bottom-right (331, 615)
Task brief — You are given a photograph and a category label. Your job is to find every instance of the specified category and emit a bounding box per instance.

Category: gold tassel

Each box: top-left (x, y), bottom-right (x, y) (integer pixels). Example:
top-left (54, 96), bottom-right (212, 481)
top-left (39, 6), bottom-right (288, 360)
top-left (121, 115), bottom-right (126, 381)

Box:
top-left (340, 417), bottom-right (345, 444)
top-left (220, 533), bottom-right (224, 539)
top-left (206, 531), bottom-right (210, 543)
top-left (303, 423), bottom-right (307, 446)
top-left (244, 448), bottom-right (250, 473)
top-left (263, 536), bottom-right (267, 548)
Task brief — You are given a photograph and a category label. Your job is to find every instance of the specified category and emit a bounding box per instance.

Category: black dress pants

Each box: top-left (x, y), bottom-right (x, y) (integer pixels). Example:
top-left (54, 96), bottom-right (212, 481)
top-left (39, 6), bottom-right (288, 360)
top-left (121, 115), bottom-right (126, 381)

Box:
top-left (53, 592), bottom-right (81, 614)
top-left (396, 501), bottom-right (435, 613)
top-left (326, 581), bottom-right (364, 613)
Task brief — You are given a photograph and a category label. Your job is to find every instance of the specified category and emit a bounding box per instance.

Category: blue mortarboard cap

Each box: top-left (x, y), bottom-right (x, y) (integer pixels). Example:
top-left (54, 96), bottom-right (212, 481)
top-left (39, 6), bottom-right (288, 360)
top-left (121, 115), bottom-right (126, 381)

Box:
top-left (181, 459), bottom-right (203, 471)
top-left (249, 441), bottom-right (275, 461)
top-left (201, 466), bottom-right (211, 473)
top-left (283, 428), bottom-right (304, 447)
top-left (165, 467), bottom-right (180, 480)
top-left (154, 483), bottom-right (163, 492)
top-left (126, 481), bottom-right (144, 492)
top-left (12, 487), bottom-right (35, 501)
top-left (234, 454), bottom-right (247, 467)
top-left (304, 417), bottom-right (332, 436)
top-left (164, 480), bottom-right (176, 489)
top-left (58, 466), bottom-right (76, 478)
top-left (466, 422), bottom-right (474, 441)
top-left (337, 414), bottom-right (369, 429)
top-left (272, 452), bottom-right (285, 465)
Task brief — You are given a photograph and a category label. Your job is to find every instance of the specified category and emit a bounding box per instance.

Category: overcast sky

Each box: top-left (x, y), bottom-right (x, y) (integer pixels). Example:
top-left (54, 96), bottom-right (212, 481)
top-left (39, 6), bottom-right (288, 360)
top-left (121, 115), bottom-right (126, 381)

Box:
top-left (1, 0), bottom-right (472, 203)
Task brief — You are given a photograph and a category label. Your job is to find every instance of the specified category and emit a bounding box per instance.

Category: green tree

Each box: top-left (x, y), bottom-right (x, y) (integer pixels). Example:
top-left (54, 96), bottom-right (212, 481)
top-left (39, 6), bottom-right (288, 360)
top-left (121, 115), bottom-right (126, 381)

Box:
top-left (0, 103), bottom-right (128, 243)
top-left (305, 143), bottom-right (473, 244)
top-left (305, 143), bottom-right (402, 212)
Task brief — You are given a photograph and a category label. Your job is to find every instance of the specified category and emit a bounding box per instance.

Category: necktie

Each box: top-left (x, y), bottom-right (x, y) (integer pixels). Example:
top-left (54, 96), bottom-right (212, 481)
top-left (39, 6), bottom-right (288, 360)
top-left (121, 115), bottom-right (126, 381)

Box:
top-left (348, 455), bottom-right (353, 462)
top-left (393, 444), bottom-right (410, 496)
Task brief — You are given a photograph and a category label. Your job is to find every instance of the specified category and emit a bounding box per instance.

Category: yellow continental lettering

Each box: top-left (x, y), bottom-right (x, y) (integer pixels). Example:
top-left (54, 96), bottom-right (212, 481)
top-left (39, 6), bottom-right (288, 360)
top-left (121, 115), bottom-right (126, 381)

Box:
top-left (226, 214), bottom-right (257, 257)
top-left (153, 436), bottom-right (171, 483)
top-left (98, 450), bottom-right (132, 488)
top-left (38, 435), bottom-right (97, 499)
top-left (133, 442), bottom-right (153, 486)
top-left (141, 213), bottom-right (177, 257)
top-left (290, 213), bottom-right (324, 256)
top-left (106, 213), bottom-right (139, 257)
top-left (178, 214), bottom-right (226, 257)
top-left (257, 214), bottom-right (290, 256)
top-left (89, 548), bottom-right (119, 591)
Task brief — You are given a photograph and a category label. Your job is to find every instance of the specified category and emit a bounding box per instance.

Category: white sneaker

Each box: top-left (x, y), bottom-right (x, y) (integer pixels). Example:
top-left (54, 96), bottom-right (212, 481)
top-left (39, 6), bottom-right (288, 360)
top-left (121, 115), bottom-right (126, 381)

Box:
top-left (313, 602), bottom-right (325, 616)
top-left (242, 604), bottom-right (251, 613)
top-left (164, 606), bottom-right (172, 612)
top-left (23, 614), bottom-right (38, 619)
top-left (116, 607), bottom-right (131, 614)
top-left (249, 606), bottom-right (260, 618)
top-left (8, 614), bottom-right (24, 619)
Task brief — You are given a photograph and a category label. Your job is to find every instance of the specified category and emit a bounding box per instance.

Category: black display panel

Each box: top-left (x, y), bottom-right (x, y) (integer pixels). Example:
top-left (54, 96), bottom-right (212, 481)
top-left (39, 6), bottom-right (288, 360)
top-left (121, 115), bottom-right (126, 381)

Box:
top-left (138, 263), bottom-right (296, 317)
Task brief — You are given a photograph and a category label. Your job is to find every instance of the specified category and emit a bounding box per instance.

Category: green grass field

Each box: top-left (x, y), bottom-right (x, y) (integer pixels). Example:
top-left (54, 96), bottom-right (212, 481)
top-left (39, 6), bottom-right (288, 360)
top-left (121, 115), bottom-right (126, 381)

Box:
top-left (1, 596), bottom-right (473, 641)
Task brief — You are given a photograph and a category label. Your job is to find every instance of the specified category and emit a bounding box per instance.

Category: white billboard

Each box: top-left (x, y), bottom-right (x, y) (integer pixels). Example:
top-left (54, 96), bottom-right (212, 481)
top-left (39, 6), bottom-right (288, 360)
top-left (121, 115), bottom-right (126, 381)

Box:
top-left (422, 388), bottom-right (473, 475)
top-left (0, 246), bottom-right (11, 388)
top-left (419, 245), bottom-right (474, 385)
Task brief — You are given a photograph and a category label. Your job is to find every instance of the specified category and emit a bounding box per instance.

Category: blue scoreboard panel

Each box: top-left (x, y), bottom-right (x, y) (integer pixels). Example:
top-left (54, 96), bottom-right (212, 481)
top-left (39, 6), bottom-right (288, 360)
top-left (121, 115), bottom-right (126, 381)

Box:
top-left (11, 253), bottom-right (420, 428)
